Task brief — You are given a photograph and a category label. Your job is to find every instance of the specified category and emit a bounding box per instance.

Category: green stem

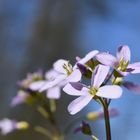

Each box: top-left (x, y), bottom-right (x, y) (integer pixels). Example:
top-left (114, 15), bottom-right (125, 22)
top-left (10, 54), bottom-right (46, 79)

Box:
top-left (34, 126), bottom-right (52, 139)
top-left (98, 98), bottom-right (111, 140)
top-left (91, 134), bottom-right (99, 140)
top-left (103, 100), bottom-right (111, 140)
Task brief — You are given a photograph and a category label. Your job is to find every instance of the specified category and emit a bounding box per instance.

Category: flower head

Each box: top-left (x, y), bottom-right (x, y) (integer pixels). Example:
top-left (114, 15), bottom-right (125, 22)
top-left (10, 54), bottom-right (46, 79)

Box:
top-left (37, 59), bottom-right (82, 92)
top-left (11, 90), bottom-right (30, 107)
top-left (29, 69), bottom-right (67, 99)
top-left (18, 70), bottom-right (43, 89)
top-left (96, 45), bottom-right (140, 76)
top-left (63, 64), bottom-right (122, 115)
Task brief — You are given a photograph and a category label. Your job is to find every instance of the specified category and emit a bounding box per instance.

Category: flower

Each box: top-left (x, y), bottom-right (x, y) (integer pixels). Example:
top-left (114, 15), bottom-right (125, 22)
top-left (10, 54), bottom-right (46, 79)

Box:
top-left (38, 59), bottom-right (82, 92)
top-left (29, 69), bottom-right (67, 99)
top-left (0, 119), bottom-right (29, 135)
top-left (96, 45), bottom-right (140, 76)
top-left (18, 70), bottom-right (43, 89)
top-left (63, 64), bottom-right (122, 115)
top-left (11, 71), bottom-right (44, 107)
top-left (30, 50), bottom-right (99, 97)
top-left (10, 91), bottom-right (30, 107)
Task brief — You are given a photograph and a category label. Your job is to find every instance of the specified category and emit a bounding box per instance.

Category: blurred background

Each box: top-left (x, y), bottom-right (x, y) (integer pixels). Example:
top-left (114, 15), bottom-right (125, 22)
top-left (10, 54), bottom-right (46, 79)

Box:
top-left (0, 0), bottom-right (140, 140)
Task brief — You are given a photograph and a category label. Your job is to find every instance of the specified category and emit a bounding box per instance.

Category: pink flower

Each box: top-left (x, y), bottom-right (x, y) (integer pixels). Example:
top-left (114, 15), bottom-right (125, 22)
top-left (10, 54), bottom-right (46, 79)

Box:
top-left (38, 59), bottom-right (82, 92)
top-left (63, 65), bottom-right (122, 115)
top-left (29, 69), bottom-right (66, 99)
top-left (96, 45), bottom-right (140, 76)
top-left (11, 91), bottom-right (30, 107)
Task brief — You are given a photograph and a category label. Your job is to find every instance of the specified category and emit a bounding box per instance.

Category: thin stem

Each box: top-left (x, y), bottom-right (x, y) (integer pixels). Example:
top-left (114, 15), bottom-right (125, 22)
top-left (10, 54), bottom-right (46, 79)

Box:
top-left (103, 99), bottom-right (111, 140)
top-left (91, 134), bottom-right (99, 140)
top-left (34, 126), bottom-right (52, 139)
top-left (99, 98), bottom-right (111, 140)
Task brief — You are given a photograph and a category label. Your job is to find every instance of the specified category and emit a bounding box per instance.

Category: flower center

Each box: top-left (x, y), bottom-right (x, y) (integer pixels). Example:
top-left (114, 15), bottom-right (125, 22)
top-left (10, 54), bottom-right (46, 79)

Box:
top-left (89, 87), bottom-right (98, 96)
top-left (117, 58), bottom-right (129, 71)
top-left (63, 62), bottom-right (73, 76)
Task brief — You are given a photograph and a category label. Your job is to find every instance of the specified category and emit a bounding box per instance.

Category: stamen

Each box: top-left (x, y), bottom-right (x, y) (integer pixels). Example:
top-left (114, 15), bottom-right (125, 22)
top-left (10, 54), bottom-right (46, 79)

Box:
top-left (89, 87), bottom-right (98, 96)
top-left (117, 58), bottom-right (129, 71)
top-left (63, 63), bottom-right (73, 76)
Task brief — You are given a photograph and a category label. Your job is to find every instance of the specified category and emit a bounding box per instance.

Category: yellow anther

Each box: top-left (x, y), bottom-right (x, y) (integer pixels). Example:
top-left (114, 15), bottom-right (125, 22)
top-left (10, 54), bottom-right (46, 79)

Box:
top-left (89, 87), bottom-right (98, 96)
top-left (16, 122), bottom-right (29, 130)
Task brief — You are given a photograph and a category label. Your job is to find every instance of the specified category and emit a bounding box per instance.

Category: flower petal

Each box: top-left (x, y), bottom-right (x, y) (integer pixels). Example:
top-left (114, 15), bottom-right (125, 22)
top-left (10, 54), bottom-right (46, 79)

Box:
top-left (29, 81), bottom-right (45, 91)
top-left (91, 65), bottom-right (110, 88)
top-left (78, 50), bottom-right (99, 65)
top-left (115, 69), bottom-right (129, 77)
top-left (77, 63), bottom-right (88, 74)
top-left (97, 85), bottom-right (122, 99)
top-left (117, 45), bottom-right (131, 62)
top-left (39, 74), bottom-right (66, 92)
top-left (45, 69), bottom-right (59, 80)
top-left (10, 91), bottom-right (29, 107)
top-left (96, 52), bottom-right (118, 67)
top-left (53, 59), bottom-right (69, 74)
top-left (128, 62), bottom-right (140, 74)
top-left (47, 86), bottom-right (61, 99)
top-left (63, 83), bottom-right (85, 96)
top-left (67, 69), bottom-right (82, 82)
top-left (68, 94), bottom-right (93, 115)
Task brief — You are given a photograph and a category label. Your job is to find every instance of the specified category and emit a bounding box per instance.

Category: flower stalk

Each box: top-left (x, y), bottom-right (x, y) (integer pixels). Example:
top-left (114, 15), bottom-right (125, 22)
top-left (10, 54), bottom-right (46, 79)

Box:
top-left (104, 101), bottom-right (111, 140)
top-left (100, 98), bottom-right (111, 140)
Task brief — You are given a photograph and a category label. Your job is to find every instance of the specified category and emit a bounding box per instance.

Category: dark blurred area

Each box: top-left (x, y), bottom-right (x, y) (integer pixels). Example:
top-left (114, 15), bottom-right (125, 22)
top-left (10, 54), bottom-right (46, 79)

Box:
top-left (1, 0), bottom-right (140, 140)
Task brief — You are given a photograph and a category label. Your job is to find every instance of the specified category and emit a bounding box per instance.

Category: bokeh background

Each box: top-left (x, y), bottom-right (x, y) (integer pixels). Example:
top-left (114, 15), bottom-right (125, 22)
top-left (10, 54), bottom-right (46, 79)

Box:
top-left (0, 0), bottom-right (140, 140)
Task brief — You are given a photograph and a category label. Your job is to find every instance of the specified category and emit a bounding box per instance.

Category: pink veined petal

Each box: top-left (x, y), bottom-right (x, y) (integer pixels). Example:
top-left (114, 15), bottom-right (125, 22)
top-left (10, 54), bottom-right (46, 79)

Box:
top-left (115, 69), bottom-right (129, 77)
top-left (97, 85), bottom-right (122, 99)
top-left (53, 59), bottom-right (69, 74)
top-left (68, 94), bottom-right (93, 115)
top-left (39, 74), bottom-right (66, 92)
top-left (67, 69), bottom-right (82, 82)
top-left (47, 86), bottom-right (61, 99)
top-left (96, 52), bottom-right (118, 67)
top-left (117, 45), bottom-right (131, 62)
top-left (91, 65), bottom-right (110, 88)
top-left (63, 83), bottom-right (86, 96)
top-left (128, 62), bottom-right (140, 74)
top-left (29, 81), bottom-right (45, 91)
top-left (45, 69), bottom-right (59, 80)
top-left (78, 50), bottom-right (99, 65)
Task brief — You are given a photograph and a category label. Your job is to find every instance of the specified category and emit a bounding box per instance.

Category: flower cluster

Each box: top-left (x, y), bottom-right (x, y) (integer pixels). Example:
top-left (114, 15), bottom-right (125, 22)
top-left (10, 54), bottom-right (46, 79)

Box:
top-left (2, 45), bottom-right (140, 140)
top-left (29, 45), bottom-right (140, 116)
